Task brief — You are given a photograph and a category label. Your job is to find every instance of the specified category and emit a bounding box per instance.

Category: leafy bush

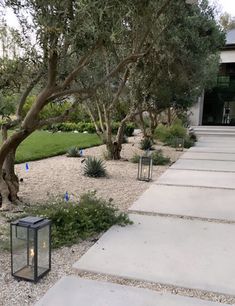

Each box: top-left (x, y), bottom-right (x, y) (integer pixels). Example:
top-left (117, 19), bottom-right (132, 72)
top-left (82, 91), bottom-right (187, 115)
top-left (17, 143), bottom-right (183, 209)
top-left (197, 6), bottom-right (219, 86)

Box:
top-left (44, 121), bottom-right (135, 137)
top-left (183, 136), bottom-right (195, 148)
top-left (169, 123), bottom-right (186, 138)
top-left (124, 123), bottom-right (135, 137)
top-left (140, 137), bottom-right (153, 150)
top-left (151, 150), bottom-right (171, 165)
top-left (17, 192), bottom-right (132, 248)
top-left (155, 121), bottom-right (186, 143)
top-left (47, 122), bottom-right (97, 133)
top-left (67, 146), bottom-right (81, 157)
top-left (154, 124), bottom-right (171, 142)
top-left (154, 121), bottom-right (196, 149)
top-left (84, 157), bottom-right (107, 177)
top-left (130, 150), bottom-right (170, 165)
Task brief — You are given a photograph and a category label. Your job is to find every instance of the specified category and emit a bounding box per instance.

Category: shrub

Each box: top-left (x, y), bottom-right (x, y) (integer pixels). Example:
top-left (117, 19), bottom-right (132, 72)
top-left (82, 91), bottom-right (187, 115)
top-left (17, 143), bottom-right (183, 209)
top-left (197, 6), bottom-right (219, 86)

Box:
top-left (67, 146), bottom-right (81, 157)
top-left (140, 137), bottom-right (153, 150)
top-left (168, 122), bottom-right (186, 138)
top-left (124, 123), bottom-right (135, 137)
top-left (183, 136), bottom-right (195, 148)
top-left (151, 150), bottom-right (171, 165)
top-left (12, 192), bottom-right (132, 248)
top-left (130, 153), bottom-right (140, 163)
top-left (130, 150), bottom-right (170, 165)
top-left (84, 157), bottom-right (107, 177)
top-left (155, 121), bottom-right (186, 143)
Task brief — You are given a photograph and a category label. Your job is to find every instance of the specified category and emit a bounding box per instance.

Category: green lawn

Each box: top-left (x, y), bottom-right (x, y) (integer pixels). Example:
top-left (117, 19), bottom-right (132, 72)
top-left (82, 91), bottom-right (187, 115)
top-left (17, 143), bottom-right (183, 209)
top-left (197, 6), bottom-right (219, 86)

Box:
top-left (10, 131), bottom-right (102, 163)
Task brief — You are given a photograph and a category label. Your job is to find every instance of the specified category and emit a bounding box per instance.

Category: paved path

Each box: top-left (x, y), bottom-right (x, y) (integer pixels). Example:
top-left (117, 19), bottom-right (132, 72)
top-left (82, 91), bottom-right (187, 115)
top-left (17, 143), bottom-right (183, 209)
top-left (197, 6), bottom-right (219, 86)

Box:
top-left (37, 136), bottom-right (234, 305)
top-left (35, 276), bottom-right (225, 306)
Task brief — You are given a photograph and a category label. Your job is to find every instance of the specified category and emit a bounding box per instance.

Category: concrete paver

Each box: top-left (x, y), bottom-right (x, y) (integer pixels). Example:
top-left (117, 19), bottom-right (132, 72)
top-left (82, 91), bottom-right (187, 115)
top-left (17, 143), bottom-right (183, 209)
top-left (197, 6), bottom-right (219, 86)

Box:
top-left (73, 214), bottom-right (235, 296)
top-left (189, 147), bottom-right (235, 153)
top-left (171, 158), bottom-right (235, 172)
top-left (130, 184), bottom-right (235, 220)
top-left (156, 169), bottom-right (235, 189)
top-left (181, 151), bottom-right (235, 161)
top-left (35, 276), bottom-right (226, 306)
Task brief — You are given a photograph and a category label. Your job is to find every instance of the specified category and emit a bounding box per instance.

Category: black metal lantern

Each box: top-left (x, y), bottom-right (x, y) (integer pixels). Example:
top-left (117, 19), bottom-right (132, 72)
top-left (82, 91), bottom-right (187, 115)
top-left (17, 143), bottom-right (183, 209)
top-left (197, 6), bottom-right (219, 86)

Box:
top-left (137, 156), bottom-right (153, 182)
top-left (175, 137), bottom-right (184, 151)
top-left (10, 216), bottom-right (51, 283)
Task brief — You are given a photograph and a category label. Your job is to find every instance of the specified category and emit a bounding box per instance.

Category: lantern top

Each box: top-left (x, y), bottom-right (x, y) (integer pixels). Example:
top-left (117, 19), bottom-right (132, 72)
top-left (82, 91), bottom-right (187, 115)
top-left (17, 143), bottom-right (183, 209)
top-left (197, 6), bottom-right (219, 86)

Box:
top-left (19, 216), bottom-right (44, 225)
top-left (11, 216), bottom-right (51, 228)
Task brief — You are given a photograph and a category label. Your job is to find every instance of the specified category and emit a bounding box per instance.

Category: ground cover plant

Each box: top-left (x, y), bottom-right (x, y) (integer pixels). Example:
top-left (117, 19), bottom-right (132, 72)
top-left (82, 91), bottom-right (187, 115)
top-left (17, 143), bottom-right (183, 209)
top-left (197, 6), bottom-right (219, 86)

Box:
top-left (1, 192), bottom-right (132, 249)
top-left (0, 131), bottom-right (101, 163)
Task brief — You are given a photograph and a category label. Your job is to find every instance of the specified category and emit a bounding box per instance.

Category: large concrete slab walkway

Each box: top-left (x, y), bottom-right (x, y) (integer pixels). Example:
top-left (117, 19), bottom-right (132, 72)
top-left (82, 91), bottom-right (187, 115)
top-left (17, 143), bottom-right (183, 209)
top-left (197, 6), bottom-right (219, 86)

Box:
top-left (171, 158), bottom-right (235, 172)
top-left (35, 276), bottom-right (226, 306)
top-left (74, 214), bottom-right (235, 296)
top-left (157, 169), bottom-right (235, 189)
top-left (130, 184), bottom-right (235, 220)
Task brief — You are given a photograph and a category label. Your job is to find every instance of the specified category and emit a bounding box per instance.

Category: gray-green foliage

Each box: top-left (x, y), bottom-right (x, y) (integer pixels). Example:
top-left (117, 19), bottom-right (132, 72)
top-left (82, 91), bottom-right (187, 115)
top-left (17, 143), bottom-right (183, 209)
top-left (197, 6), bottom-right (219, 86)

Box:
top-left (4, 192), bottom-right (132, 249)
top-left (66, 146), bottom-right (81, 157)
top-left (84, 156), bottom-right (107, 177)
top-left (130, 150), bottom-right (170, 166)
top-left (140, 138), bottom-right (153, 150)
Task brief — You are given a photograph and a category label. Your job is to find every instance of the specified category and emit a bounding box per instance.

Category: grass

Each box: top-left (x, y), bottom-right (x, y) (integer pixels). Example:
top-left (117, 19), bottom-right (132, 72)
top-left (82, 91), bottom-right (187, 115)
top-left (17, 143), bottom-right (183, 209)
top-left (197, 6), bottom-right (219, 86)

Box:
top-left (1, 131), bottom-right (102, 163)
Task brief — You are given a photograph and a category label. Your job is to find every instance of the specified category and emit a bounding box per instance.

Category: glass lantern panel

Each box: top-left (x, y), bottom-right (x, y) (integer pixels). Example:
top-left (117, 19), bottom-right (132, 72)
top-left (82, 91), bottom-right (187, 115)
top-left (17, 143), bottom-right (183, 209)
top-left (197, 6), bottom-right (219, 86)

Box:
top-left (12, 226), bottom-right (35, 281)
top-left (141, 163), bottom-right (150, 180)
top-left (37, 225), bottom-right (50, 277)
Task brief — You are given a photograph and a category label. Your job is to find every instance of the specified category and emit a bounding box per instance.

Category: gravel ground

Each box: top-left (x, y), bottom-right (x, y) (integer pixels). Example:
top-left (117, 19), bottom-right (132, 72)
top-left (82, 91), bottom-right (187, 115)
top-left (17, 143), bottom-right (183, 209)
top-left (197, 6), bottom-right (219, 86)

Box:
top-left (0, 137), bottom-right (198, 306)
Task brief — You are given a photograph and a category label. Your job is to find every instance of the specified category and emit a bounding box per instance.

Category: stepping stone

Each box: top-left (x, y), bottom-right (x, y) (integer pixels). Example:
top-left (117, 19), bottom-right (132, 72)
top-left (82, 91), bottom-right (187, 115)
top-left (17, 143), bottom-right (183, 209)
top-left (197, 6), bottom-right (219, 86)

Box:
top-left (181, 151), bottom-right (235, 161)
top-left (73, 214), bottom-right (235, 296)
top-left (171, 159), bottom-right (235, 172)
top-left (195, 141), bottom-right (235, 148)
top-left (35, 276), bottom-right (226, 306)
top-left (189, 147), bottom-right (235, 154)
top-left (156, 169), bottom-right (235, 189)
top-left (130, 185), bottom-right (235, 221)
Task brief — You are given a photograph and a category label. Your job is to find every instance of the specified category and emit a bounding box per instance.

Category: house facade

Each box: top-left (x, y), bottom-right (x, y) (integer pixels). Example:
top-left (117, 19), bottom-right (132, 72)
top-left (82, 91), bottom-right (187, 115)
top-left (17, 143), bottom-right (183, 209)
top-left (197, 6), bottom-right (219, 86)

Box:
top-left (190, 29), bottom-right (235, 126)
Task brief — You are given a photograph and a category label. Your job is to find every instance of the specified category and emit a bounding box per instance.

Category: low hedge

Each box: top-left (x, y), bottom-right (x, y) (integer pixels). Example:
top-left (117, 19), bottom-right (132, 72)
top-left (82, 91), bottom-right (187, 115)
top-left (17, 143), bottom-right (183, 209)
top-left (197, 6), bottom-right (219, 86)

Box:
top-left (44, 122), bottom-right (135, 136)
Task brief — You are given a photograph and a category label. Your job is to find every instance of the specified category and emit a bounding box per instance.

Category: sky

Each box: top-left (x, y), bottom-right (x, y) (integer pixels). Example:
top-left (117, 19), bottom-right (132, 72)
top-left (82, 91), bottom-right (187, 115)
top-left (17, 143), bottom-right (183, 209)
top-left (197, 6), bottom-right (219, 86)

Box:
top-left (4, 0), bottom-right (235, 29)
top-left (210, 0), bottom-right (235, 16)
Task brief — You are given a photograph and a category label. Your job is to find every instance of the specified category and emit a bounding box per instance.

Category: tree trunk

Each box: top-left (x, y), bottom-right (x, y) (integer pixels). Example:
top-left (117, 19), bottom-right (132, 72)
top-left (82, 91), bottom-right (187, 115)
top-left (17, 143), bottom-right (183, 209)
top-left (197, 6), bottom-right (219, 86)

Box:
top-left (106, 118), bottom-right (127, 160)
top-left (3, 149), bottom-right (19, 204)
top-left (0, 127), bottom-right (32, 210)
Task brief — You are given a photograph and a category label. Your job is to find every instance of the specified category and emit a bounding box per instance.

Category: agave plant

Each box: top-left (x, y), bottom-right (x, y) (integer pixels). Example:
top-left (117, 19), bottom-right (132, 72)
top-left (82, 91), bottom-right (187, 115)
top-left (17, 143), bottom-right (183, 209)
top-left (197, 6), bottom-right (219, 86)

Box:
top-left (66, 146), bottom-right (81, 157)
top-left (83, 157), bottom-right (107, 177)
top-left (140, 137), bottom-right (153, 150)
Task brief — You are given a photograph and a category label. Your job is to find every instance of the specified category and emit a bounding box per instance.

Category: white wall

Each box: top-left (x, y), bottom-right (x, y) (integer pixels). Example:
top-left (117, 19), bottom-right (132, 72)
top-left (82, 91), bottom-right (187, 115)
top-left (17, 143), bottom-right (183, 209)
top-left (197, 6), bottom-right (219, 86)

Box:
top-left (188, 93), bottom-right (204, 126)
top-left (220, 50), bottom-right (235, 63)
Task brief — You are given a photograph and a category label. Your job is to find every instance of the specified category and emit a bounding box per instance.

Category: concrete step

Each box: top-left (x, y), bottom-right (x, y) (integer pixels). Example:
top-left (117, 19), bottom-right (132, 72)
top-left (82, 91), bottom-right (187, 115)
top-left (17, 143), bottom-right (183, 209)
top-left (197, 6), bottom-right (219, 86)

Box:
top-left (191, 126), bottom-right (235, 137)
top-left (73, 214), bottom-right (235, 296)
top-left (129, 184), bottom-right (235, 221)
top-left (35, 276), bottom-right (226, 306)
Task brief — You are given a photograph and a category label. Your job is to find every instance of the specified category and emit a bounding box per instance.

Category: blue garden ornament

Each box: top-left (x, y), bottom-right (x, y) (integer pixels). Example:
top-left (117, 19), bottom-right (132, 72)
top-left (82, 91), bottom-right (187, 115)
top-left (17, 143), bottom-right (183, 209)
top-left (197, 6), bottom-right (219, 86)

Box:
top-left (25, 163), bottom-right (29, 171)
top-left (64, 191), bottom-right (69, 202)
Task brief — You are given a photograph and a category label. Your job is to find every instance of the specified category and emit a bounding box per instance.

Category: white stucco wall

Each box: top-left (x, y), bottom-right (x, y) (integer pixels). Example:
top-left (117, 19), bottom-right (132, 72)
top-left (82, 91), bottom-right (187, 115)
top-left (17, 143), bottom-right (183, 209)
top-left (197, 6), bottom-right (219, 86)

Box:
top-left (220, 50), bottom-right (235, 63)
top-left (188, 93), bottom-right (204, 126)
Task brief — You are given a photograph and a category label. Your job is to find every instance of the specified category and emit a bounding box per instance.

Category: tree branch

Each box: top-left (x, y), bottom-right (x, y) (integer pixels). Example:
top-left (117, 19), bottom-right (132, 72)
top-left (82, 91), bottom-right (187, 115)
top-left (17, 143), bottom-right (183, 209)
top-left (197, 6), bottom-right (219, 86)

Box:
top-left (16, 71), bottom-right (44, 119)
top-left (59, 41), bottom-right (102, 90)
